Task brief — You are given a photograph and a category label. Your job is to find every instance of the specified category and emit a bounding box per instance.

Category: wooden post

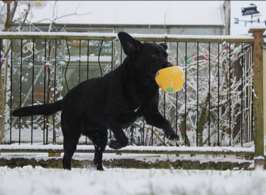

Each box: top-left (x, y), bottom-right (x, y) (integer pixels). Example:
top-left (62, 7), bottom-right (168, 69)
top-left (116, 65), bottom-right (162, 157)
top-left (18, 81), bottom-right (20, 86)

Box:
top-left (249, 28), bottom-right (265, 169)
top-left (264, 47), bottom-right (266, 147)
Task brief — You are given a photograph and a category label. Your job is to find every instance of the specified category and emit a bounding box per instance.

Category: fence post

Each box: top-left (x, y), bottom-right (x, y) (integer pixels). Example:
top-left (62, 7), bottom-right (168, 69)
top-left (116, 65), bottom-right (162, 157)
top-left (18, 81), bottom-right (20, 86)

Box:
top-left (249, 28), bottom-right (265, 168)
top-left (0, 39), bottom-right (4, 144)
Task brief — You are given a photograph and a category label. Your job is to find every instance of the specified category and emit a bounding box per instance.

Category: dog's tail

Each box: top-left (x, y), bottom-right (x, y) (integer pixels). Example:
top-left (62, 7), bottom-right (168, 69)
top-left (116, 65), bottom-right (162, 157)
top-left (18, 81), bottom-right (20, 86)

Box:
top-left (12, 100), bottom-right (63, 117)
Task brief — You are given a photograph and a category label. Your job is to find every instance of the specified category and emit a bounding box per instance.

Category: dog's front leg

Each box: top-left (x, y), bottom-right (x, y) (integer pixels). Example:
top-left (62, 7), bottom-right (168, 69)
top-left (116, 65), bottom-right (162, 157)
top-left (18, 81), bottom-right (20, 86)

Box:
top-left (144, 112), bottom-right (179, 140)
top-left (140, 93), bottom-right (179, 140)
top-left (109, 128), bottom-right (128, 149)
top-left (90, 130), bottom-right (108, 171)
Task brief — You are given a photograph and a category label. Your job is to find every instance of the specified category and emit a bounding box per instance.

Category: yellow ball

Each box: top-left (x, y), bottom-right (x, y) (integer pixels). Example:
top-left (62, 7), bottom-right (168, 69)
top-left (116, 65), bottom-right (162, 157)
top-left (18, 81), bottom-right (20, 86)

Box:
top-left (155, 66), bottom-right (185, 93)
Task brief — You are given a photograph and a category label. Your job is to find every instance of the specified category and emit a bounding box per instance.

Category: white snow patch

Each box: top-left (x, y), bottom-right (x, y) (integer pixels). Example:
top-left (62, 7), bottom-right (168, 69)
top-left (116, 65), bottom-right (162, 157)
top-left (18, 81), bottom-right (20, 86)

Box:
top-left (1, 167), bottom-right (266, 195)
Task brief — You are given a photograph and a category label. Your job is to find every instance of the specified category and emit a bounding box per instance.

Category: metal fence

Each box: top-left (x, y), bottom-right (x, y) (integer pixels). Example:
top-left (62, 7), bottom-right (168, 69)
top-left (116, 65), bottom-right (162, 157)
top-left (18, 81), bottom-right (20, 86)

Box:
top-left (0, 32), bottom-right (261, 150)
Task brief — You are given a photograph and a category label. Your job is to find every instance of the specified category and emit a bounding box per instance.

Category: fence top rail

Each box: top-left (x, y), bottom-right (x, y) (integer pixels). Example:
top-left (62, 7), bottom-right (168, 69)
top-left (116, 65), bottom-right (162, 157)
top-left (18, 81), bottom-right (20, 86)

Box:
top-left (0, 144), bottom-right (255, 156)
top-left (0, 31), bottom-right (254, 43)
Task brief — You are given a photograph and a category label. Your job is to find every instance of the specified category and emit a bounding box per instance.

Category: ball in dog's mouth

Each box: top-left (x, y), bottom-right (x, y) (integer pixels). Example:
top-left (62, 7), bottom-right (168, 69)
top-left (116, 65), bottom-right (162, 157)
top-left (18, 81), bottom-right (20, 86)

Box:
top-left (155, 65), bottom-right (185, 93)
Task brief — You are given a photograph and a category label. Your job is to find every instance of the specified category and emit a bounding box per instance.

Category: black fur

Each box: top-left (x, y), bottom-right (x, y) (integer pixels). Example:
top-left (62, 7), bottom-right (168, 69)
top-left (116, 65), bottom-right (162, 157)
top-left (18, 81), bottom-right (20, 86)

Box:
top-left (12, 32), bottom-right (179, 170)
top-left (13, 100), bottom-right (63, 116)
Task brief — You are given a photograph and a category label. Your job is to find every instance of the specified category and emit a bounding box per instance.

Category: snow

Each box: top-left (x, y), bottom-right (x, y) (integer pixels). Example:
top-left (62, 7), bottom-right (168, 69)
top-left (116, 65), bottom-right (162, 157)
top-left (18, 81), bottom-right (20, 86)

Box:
top-left (1, 167), bottom-right (266, 195)
top-left (21, 1), bottom-right (224, 26)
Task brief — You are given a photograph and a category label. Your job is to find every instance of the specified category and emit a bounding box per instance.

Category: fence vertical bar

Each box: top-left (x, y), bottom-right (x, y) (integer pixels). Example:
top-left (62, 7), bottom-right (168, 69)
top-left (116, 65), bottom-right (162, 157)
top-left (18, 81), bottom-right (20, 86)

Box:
top-left (10, 40), bottom-right (13, 144)
top-left (228, 43), bottom-right (232, 146)
top-left (243, 45), bottom-right (247, 142)
top-left (111, 40), bottom-right (114, 71)
top-left (249, 28), bottom-right (265, 168)
top-left (79, 40), bottom-right (81, 83)
top-left (240, 43), bottom-right (244, 146)
top-left (175, 42), bottom-right (179, 135)
top-left (87, 40), bottom-right (90, 80)
top-left (43, 39), bottom-right (47, 144)
top-left (196, 41), bottom-right (199, 146)
top-left (208, 42), bottom-right (211, 146)
top-left (217, 43), bottom-right (220, 146)
top-left (120, 42), bottom-right (123, 65)
top-left (109, 40), bottom-right (114, 141)
top-left (98, 40), bottom-right (103, 77)
top-left (151, 126), bottom-right (154, 146)
top-left (250, 45), bottom-right (254, 142)
top-left (184, 41), bottom-right (187, 145)
top-left (53, 40), bottom-right (57, 144)
top-left (19, 39), bottom-right (23, 144)
top-left (85, 40), bottom-right (90, 144)
top-left (31, 39), bottom-right (35, 144)
top-left (46, 40), bottom-right (51, 144)
top-left (245, 45), bottom-right (252, 142)
top-left (0, 38), bottom-right (4, 143)
top-left (142, 120), bottom-right (145, 145)
top-left (163, 93), bottom-right (166, 144)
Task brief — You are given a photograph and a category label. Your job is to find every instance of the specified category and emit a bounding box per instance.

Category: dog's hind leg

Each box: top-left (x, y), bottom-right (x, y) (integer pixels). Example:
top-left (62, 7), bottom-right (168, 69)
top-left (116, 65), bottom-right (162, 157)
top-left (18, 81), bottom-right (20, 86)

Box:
top-left (89, 130), bottom-right (108, 171)
top-left (62, 132), bottom-right (80, 170)
top-left (61, 119), bottom-right (81, 170)
top-left (109, 128), bottom-right (128, 149)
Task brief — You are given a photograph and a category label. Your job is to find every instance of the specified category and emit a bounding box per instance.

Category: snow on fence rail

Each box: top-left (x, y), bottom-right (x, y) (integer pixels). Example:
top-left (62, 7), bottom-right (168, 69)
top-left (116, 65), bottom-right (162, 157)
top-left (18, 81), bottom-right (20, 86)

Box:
top-left (0, 29), bottom-right (264, 165)
top-left (0, 144), bottom-right (254, 157)
top-left (0, 31), bottom-right (254, 42)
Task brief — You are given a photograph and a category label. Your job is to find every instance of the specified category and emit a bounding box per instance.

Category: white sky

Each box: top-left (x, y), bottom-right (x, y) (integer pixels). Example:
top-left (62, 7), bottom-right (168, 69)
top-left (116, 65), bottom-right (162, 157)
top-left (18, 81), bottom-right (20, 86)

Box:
top-left (7, 1), bottom-right (266, 35)
top-left (26, 1), bottom-right (224, 26)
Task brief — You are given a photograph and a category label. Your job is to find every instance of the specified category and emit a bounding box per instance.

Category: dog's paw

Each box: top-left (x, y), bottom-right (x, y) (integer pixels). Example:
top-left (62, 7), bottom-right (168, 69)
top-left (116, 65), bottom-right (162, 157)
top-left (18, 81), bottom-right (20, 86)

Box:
top-left (109, 140), bottom-right (123, 149)
top-left (165, 131), bottom-right (179, 140)
top-left (97, 165), bottom-right (105, 171)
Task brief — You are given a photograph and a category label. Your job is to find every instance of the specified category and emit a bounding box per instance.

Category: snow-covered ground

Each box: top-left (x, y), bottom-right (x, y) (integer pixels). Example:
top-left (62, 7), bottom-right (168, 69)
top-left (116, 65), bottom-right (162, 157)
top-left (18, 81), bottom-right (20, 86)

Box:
top-left (1, 167), bottom-right (266, 195)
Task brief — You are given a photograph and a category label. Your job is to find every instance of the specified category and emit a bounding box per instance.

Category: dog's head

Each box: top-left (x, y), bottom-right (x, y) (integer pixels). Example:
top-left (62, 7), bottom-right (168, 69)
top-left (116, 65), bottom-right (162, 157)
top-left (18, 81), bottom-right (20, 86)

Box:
top-left (118, 32), bottom-right (172, 86)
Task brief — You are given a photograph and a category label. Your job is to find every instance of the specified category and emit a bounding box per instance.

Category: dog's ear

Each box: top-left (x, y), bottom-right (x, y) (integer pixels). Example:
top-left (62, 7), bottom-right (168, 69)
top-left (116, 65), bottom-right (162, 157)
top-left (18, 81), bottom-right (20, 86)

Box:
top-left (160, 43), bottom-right (168, 50)
top-left (118, 32), bottom-right (142, 56)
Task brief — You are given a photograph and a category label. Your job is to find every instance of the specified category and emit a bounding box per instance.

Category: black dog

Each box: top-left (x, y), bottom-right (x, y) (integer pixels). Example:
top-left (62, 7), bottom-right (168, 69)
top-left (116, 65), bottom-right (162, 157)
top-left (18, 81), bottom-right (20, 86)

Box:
top-left (13, 32), bottom-right (179, 170)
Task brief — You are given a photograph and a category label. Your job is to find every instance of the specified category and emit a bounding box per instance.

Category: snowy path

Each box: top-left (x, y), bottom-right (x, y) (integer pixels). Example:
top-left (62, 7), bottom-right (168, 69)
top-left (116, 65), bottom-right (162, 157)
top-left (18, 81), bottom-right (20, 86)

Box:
top-left (1, 167), bottom-right (266, 195)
